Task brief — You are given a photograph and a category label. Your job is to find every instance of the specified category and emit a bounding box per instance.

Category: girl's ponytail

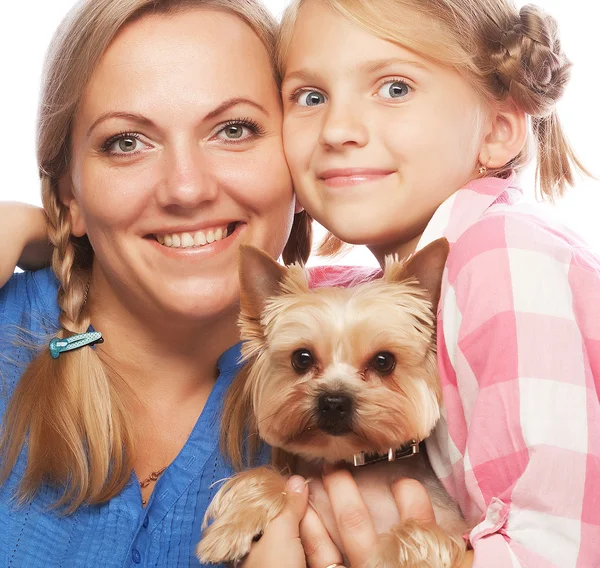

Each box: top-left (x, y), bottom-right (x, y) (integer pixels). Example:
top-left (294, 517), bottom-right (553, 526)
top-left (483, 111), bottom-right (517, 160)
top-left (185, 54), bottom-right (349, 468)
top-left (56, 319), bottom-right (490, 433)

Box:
top-left (531, 112), bottom-right (590, 200)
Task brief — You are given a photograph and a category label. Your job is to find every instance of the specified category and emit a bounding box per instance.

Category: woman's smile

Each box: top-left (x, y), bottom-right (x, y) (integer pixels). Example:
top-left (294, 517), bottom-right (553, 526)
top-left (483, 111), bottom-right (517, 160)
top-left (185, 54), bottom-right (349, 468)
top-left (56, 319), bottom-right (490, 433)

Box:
top-left (147, 220), bottom-right (246, 258)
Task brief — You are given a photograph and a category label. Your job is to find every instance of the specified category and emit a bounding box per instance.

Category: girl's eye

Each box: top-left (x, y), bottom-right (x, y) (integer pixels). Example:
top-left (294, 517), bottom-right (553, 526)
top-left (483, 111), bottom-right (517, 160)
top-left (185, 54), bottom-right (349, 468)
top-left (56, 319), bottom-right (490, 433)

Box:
top-left (296, 90), bottom-right (327, 107)
top-left (102, 133), bottom-right (150, 156)
top-left (214, 119), bottom-right (264, 142)
top-left (377, 80), bottom-right (411, 100)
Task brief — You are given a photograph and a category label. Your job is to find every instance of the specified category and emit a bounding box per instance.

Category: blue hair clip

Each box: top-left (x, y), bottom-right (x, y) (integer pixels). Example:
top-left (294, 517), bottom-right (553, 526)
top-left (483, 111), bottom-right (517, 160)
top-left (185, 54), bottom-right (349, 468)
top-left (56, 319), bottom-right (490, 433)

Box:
top-left (49, 331), bottom-right (104, 359)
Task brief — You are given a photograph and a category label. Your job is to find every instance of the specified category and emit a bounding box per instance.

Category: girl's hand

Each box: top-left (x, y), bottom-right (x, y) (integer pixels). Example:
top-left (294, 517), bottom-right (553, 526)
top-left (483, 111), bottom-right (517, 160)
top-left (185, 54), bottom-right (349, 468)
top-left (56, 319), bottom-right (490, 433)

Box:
top-left (0, 202), bottom-right (51, 286)
top-left (241, 475), bottom-right (343, 568)
top-left (310, 467), bottom-right (474, 568)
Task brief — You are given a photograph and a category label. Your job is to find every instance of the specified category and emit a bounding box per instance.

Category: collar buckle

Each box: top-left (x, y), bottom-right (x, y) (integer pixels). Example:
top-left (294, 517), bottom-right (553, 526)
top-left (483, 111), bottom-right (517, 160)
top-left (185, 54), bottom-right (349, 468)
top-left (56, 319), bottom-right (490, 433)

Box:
top-left (353, 439), bottom-right (419, 467)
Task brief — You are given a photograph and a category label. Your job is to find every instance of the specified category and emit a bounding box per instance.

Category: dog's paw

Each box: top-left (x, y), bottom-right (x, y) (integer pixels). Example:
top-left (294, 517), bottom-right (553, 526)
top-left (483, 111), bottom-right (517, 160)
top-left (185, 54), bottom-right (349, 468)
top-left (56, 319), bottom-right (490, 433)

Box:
top-left (196, 466), bottom-right (288, 565)
top-left (366, 519), bottom-right (466, 568)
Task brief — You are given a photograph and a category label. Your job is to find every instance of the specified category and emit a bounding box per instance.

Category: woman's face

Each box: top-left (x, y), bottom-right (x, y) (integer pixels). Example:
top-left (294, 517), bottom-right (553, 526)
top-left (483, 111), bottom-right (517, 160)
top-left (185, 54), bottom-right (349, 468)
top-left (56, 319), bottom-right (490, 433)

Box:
top-left (64, 9), bottom-right (295, 323)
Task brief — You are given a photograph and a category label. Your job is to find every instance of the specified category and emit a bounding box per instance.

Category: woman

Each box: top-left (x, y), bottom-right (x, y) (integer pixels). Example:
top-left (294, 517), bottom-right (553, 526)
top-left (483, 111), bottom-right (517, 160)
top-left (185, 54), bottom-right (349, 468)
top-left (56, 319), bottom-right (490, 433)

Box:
top-left (0, 1), bottom-right (318, 566)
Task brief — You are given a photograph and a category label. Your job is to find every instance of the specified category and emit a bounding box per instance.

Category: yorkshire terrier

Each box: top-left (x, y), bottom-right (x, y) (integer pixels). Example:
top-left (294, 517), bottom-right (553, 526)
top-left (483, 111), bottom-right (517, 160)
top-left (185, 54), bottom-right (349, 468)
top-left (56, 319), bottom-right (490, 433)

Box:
top-left (197, 238), bottom-right (467, 567)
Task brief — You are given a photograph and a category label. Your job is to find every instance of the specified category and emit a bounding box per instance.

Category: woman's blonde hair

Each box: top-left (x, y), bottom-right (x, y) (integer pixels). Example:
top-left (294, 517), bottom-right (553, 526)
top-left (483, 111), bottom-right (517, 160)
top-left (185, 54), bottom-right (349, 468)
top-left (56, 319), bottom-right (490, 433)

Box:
top-left (277, 0), bottom-right (589, 256)
top-left (0, 0), bottom-right (310, 513)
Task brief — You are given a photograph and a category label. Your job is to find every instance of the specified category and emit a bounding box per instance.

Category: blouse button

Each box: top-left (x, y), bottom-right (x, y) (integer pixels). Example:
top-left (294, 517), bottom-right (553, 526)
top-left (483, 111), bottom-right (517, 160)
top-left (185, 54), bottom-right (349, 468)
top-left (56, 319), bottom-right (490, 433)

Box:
top-left (132, 549), bottom-right (141, 564)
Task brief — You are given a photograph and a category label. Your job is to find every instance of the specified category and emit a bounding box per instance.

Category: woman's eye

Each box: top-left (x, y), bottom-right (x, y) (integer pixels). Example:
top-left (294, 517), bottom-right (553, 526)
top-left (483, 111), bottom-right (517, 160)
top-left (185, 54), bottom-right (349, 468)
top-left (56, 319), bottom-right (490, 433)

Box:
top-left (214, 120), bottom-right (262, 142)
top-left (377, 80), bottom-right (411, 100)
top-left (219, 124), bottom-right (249, 140)
top-left (103, 134), bottom-right (149, 156)
top-left (296, 90), bottom-right (327, 107)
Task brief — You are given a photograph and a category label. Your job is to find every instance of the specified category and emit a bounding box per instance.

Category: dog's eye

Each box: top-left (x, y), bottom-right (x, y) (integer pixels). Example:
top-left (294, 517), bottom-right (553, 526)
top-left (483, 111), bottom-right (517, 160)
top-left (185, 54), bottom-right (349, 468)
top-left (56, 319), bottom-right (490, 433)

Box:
top-left (291, 349), bottom-right (314, 373)
top-left (371, 352), bottom-right (396, 375)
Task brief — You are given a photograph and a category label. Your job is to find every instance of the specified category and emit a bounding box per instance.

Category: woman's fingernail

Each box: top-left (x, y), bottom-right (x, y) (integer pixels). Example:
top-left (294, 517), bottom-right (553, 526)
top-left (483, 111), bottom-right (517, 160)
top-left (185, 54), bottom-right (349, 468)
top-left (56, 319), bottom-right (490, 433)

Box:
top-left (286, 475), bottom-right (306, 494)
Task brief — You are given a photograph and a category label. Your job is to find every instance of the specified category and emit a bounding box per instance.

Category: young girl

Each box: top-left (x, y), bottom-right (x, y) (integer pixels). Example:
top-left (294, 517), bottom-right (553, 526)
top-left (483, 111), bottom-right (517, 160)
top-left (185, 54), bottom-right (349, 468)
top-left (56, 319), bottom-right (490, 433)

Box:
top-left (275, 0), bottom-right (600, 566)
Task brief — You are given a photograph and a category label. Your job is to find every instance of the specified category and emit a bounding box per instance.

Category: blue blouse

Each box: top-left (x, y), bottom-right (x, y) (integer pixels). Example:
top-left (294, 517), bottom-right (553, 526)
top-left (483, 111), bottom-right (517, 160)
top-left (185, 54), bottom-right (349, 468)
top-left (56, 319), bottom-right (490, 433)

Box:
top-left (0, 269), bottom-right (248, 567)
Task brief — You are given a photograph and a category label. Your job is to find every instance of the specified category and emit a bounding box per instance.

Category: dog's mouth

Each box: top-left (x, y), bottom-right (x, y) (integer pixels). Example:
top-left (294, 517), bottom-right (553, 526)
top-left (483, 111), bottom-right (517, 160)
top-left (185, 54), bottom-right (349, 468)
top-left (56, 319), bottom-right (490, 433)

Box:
top-left (283, 424), bottom-right (374, 456)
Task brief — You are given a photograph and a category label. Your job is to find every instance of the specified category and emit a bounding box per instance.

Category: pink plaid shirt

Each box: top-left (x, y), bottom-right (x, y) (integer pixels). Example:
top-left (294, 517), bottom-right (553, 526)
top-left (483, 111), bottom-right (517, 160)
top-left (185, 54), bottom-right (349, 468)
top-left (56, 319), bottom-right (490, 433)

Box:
top-left (416, 173), bottom-right (600, 567)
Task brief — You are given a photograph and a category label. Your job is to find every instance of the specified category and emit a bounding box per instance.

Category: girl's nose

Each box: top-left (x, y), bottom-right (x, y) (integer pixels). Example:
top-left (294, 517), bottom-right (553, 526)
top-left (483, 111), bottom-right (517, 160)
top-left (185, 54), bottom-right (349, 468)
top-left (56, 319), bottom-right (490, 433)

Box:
top-left (156, 141), bottom-right (218, 209)
top-left (318, 98), bottom-right (369, 150)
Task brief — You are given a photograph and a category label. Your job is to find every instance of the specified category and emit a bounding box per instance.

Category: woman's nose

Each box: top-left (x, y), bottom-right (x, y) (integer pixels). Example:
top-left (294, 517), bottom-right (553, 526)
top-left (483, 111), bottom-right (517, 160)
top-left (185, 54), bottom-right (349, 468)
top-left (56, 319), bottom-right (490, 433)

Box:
top-left (318, 97), bottom-right (369, 150)
top-left (156, 141), bottom-right (218, 209)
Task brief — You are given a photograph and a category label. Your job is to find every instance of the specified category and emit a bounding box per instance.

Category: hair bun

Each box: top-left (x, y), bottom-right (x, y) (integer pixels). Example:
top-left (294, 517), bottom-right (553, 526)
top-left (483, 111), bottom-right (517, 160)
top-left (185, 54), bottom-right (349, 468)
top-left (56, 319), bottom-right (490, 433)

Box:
top-left (492, 4), bottom-right (571, 117)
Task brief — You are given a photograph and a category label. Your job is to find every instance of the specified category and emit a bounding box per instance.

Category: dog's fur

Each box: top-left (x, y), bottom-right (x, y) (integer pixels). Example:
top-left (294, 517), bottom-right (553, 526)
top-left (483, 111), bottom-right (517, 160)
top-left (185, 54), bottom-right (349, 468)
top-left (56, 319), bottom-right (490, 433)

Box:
top-left (197, 238), bottom-right (467, 567)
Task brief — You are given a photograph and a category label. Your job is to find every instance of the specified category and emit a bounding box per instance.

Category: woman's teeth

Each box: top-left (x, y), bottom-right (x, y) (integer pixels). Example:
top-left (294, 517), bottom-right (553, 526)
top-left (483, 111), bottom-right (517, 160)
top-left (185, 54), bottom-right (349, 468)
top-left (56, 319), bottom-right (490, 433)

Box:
top-left (156, 224), bottom-right (231, 248)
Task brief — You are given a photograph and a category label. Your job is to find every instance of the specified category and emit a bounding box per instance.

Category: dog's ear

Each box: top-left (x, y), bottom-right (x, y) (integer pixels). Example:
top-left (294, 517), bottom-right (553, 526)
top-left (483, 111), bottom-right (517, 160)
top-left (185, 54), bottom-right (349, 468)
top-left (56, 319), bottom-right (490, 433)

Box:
top-left (239, 245), bottom-right (288, 319)
top-left (387, 238), bottom-right (449, 313)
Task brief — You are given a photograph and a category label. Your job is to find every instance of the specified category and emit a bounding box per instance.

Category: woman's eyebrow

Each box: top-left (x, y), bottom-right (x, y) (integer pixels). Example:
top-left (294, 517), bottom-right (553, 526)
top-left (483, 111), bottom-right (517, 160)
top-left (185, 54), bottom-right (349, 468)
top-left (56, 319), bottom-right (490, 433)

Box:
top-left (204, 97), bottom-right (270, 120)
top-left (86, 112), bottom-right (155, 137)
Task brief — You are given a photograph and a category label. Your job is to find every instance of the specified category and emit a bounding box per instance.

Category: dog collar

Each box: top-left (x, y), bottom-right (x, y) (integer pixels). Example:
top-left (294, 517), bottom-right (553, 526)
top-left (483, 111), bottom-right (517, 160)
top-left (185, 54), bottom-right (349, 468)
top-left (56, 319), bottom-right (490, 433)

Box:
top-left (352, 439), bottom-right (419, 467)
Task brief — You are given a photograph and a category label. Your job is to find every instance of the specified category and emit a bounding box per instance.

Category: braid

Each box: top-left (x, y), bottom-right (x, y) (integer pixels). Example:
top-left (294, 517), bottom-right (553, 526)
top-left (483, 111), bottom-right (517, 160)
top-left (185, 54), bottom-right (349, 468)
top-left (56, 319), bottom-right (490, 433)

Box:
top-left (0, 175), bottom-right (134, 511)
top-left (44, 183), bottom-right (90, 334)
top-left (490, 5), bottom-right (571, 119)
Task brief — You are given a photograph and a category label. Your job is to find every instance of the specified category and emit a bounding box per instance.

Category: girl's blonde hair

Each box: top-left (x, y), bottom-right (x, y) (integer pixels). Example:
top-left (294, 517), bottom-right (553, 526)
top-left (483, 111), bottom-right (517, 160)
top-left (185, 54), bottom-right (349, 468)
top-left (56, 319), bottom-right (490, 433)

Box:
top-left (0, 0), bottom-right (311, 513)
top-left (278, 0), bottom-right (589, 256)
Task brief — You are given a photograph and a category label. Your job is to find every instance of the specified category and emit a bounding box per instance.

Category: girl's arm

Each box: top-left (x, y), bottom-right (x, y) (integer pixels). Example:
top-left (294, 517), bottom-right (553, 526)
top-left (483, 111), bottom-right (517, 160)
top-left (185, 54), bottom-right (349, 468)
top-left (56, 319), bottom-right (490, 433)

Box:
top-left (437, 213), bottom-right (600, 568)
top-left (0, 203), bottom-right (51, 287)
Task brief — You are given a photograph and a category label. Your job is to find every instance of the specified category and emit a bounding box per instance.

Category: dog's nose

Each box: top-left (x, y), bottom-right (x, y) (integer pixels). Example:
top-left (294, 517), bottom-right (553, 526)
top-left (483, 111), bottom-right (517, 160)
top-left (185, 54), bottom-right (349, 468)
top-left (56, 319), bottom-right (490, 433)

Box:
top-left (317, 393), bottom-right (353, 435)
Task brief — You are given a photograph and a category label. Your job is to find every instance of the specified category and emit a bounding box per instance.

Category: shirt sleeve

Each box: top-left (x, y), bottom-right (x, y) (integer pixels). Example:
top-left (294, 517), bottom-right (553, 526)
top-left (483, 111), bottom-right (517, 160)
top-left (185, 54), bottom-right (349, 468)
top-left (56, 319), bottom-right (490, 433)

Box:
top-left (0, 269), bottom-right (57, 328)
top-left (439, 213), bottom-right (600, 568)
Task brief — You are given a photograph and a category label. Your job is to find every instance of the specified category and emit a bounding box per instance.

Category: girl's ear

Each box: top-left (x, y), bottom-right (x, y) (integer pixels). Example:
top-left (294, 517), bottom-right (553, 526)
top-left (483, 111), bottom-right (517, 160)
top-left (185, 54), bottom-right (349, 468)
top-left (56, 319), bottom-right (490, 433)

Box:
top-left (480, 103), bottom-right (527, 170)
top-left (58, 174), bottom-right (87, 237)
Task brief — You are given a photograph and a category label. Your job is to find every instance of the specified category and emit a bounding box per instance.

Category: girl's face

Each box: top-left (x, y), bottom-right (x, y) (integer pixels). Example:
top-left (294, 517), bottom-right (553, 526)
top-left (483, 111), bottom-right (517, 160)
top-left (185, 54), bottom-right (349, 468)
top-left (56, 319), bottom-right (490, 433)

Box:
top-left (282, 0), bottom-right (489, 258)
top-left (64, 9), bottom-right (295, 324)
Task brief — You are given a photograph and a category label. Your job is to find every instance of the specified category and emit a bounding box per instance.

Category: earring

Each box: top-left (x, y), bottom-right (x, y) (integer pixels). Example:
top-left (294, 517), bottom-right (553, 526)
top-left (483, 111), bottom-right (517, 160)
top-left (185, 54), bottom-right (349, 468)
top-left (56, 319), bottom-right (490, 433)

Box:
top-left (478, 157), bottom-right (491, 176)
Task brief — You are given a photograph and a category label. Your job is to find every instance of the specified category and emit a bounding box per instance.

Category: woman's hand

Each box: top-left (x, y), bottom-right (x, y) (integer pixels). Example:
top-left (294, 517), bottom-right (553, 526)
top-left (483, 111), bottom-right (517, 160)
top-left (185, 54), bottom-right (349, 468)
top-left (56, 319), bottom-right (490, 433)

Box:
top-left (0, 202), bottom-right (51, 286)
top-left (241, 475), bottom-right (343, 568)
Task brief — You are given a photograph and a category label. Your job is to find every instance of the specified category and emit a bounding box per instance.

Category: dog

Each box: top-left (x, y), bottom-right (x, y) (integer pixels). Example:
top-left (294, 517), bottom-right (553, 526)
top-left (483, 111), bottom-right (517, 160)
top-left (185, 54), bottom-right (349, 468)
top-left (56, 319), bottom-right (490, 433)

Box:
top-left (197, 238), bottom-right (467, 567)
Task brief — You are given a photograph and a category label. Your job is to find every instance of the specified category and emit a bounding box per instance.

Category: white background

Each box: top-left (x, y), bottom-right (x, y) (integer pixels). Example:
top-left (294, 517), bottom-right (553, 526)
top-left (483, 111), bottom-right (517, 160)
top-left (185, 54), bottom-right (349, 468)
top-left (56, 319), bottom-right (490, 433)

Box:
top-left (2, 0), bottom-right (598, 267)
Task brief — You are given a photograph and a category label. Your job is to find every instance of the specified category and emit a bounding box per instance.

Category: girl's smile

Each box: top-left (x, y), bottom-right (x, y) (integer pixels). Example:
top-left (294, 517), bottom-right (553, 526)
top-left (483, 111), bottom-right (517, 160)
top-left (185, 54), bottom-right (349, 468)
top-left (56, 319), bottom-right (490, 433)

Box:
top-left (317, 168), bottom-right (397, 188)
